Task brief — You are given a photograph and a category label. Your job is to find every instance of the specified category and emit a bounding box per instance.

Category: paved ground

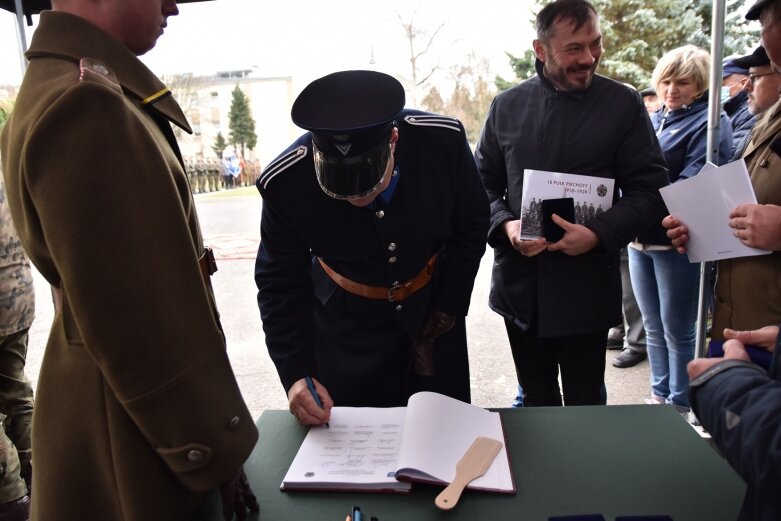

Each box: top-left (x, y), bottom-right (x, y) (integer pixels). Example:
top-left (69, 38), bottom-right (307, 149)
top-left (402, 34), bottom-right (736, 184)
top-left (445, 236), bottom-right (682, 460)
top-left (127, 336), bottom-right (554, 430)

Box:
top-left (24, 188), bottom-right (651, 420)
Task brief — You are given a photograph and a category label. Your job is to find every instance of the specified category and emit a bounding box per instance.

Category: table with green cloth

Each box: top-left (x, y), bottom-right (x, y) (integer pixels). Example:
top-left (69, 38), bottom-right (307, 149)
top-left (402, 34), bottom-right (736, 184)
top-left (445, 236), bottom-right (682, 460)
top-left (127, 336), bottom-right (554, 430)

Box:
top-left (194, 405), bottom-right (745, 521)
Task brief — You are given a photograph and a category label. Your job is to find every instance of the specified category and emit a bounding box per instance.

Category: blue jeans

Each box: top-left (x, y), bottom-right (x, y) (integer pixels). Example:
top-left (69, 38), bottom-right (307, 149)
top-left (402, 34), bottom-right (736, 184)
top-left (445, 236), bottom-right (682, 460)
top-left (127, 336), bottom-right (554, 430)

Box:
top-left (629, 248), bottom-right (700, 409)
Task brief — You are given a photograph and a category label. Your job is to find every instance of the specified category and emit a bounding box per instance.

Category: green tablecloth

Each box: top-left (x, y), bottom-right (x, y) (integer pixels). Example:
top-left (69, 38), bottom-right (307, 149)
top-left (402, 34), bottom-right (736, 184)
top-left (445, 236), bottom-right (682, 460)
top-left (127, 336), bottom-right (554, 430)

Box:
top-left (195, 405), bottom-right (745, 521)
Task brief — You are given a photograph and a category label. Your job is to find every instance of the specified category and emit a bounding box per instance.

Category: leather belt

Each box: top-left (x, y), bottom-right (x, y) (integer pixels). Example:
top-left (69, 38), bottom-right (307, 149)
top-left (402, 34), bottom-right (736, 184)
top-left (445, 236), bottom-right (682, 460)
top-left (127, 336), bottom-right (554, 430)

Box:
top-left (318, 254), bottom-right (437, 302)
top-left (198, 247), bottom-right (218, 280)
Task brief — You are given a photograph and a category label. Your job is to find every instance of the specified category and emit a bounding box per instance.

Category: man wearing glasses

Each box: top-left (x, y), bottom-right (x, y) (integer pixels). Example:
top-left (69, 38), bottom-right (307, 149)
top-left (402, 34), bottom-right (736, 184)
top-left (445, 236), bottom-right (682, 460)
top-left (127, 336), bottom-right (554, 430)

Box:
top-left (255, 70), bottom-right (489, 422)
top-left (732, 45), bottom-right (781, 158)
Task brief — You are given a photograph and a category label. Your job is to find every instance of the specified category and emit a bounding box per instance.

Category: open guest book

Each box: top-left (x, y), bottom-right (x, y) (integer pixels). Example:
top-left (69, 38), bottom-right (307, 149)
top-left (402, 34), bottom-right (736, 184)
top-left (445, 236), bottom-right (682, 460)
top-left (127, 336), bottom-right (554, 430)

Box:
top-left (281, 391), bottom-right (515, 494)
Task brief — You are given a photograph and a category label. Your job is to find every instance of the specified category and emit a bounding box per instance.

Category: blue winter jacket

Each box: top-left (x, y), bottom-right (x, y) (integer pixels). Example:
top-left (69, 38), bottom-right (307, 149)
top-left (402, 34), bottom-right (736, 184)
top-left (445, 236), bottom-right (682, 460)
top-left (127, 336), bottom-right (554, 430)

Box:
top-left (637, 94), bottom-right (733, 244)
top-left (725, 90), bottom-right (756, 159)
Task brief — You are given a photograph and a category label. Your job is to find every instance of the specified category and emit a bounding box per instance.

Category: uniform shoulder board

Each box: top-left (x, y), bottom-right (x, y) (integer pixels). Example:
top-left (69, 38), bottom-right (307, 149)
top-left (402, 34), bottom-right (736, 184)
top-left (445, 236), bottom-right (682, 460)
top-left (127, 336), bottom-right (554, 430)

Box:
top-left (78, 58), bottom-right (122, 94)
top-left (258, 146), bottom-right (308, 189)
top-left (403, 114), bottom-right (462, 132)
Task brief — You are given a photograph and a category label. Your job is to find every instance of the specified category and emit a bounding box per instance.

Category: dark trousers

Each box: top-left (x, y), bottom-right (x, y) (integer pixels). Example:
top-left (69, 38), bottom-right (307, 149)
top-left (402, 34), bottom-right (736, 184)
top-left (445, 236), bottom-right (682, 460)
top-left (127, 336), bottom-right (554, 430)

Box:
top-left (504, 319), bottom-right (607, 406)
top-left (620, 247), bottom-right (646, 353)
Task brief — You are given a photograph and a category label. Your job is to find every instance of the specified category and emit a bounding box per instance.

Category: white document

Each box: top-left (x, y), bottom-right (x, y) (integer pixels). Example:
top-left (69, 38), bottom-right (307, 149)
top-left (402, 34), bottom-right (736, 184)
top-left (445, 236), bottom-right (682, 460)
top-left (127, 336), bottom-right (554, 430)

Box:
top-left (659, 160), bottom-right (771, 263)
top-left (281, 391), bottom-right (514, 494)
top-left (520, 169), bottom-right (615, 240)
top-left (281, 405), bottom-right (410, 492)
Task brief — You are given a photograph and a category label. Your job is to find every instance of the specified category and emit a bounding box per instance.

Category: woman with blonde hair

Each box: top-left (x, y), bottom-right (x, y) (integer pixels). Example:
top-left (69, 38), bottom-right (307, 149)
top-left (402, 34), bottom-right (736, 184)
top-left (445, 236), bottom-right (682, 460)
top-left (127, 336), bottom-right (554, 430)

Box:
top-left (629, 45), bottom-right (733, 412)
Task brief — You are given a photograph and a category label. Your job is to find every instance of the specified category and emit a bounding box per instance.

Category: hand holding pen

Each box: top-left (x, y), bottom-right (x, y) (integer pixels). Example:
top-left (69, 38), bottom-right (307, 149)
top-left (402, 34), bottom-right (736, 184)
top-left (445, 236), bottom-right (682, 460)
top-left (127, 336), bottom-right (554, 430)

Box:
top-left (287, 376), bottom-right (333, 427)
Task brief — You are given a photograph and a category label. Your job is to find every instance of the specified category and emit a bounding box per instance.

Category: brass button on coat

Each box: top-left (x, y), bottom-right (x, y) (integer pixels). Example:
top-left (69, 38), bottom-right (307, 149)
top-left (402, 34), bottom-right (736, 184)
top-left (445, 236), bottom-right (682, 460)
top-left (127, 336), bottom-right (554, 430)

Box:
top-left (388, 256), bottom-right (397, 263)
top-left (227, 416), bottom-right (240, 429)
top-left (388, 243), bottom-right (397, 251)
top-left (375, 210), bottom-right (385, 219)
top-left (187, 450), bottom-right (205, 463)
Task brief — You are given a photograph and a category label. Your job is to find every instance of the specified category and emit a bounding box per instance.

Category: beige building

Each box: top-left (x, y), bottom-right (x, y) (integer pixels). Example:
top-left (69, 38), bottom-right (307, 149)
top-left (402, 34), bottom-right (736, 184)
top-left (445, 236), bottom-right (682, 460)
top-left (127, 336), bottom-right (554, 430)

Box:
top-left (170, 70), bottom-right (300, 171)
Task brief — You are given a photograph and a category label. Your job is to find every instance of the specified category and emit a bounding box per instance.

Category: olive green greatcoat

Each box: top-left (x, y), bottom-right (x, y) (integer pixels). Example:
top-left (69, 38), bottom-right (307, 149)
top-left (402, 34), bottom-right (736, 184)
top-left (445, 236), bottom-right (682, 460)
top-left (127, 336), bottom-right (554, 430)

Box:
top-left (0, 11), bottom-right (258, 521)
top-left (713, 98), bottom-right (781, 337)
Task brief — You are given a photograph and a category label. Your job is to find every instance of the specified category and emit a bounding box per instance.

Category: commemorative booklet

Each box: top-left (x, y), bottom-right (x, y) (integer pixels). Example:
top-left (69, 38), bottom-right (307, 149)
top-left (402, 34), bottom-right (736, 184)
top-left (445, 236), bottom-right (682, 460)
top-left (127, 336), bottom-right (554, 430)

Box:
top-left (281, 391), bottom-right (515, 495)
top-left (659, 160), bottom-right (771, 263)
top-left (520, 169), bottom-right (615, 240)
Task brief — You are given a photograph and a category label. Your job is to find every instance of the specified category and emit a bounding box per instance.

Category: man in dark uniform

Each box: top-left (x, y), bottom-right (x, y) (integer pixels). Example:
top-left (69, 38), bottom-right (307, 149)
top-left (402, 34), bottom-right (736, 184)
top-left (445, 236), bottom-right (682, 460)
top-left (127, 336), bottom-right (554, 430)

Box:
top-left (255, 70), bottom-right (489, 424)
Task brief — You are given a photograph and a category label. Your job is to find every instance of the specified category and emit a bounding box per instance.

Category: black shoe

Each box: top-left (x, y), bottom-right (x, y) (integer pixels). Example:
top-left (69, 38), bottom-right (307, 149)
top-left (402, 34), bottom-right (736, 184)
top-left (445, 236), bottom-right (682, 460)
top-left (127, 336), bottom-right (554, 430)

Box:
top-left (0, 494), bottom-right (30, 521)
top-left (607, 328), bottom-right (624, 350)
top-left (612, 348), bottom-right (647, 368)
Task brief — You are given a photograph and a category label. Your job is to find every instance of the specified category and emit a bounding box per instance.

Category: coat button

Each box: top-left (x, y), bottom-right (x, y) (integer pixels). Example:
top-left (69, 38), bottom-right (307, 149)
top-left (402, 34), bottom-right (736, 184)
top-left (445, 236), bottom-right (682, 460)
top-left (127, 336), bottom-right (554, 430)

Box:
top-left (388, 243), bottom-right (397, 251)
top-left (227, 416), bottom-right (240, 429)
top-left (187, 450), bottom-right (205, 463)
top-left (395, 304), bottom-right (403, 311)
top-left (388, 256), bottom-right (397, 263)
top-left (375, 210), bottom-right (385, 219)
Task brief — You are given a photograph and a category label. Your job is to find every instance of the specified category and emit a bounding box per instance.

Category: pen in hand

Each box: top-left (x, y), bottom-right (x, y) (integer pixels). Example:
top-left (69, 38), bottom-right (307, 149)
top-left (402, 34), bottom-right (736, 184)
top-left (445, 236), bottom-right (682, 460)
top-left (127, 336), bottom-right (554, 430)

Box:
top-left (305, 376), bottom-right (330, 428)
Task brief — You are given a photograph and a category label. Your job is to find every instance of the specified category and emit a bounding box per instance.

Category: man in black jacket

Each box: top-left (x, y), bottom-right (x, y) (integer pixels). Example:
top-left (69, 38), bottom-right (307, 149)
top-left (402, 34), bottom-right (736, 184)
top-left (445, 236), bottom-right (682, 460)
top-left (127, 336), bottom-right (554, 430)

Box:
top-left (475, 0), bottom-right (668, 406)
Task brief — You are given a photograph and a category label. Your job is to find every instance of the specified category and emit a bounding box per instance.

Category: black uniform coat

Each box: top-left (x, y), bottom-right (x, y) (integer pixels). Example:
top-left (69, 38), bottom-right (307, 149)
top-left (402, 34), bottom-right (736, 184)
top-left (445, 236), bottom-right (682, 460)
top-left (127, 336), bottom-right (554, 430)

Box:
top-left (255, 110), bottom-right (489, 407)
top-left (475, 61), bottom-right (669, 338)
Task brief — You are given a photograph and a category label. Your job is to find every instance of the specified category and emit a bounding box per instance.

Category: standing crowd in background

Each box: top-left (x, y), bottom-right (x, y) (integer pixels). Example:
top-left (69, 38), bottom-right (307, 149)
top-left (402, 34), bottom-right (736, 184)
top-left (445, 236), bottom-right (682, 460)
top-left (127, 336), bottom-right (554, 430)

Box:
top-left (0, 0), bottom-right (780, 520)
top-left (184, 155), bottom-right (260, 194)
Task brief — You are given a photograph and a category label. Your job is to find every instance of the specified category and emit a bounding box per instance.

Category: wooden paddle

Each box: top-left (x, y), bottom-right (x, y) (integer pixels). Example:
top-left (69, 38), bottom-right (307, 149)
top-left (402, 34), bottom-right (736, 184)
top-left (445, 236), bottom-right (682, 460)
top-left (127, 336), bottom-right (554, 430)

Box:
top-left (434, 436), bottom-right (503, 510)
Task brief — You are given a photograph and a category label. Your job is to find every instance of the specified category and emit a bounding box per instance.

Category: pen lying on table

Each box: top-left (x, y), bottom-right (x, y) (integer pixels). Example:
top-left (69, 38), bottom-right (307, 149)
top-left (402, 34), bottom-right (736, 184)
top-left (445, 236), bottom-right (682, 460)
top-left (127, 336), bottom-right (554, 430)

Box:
top-left (346, 505), bottom-right (379, 521)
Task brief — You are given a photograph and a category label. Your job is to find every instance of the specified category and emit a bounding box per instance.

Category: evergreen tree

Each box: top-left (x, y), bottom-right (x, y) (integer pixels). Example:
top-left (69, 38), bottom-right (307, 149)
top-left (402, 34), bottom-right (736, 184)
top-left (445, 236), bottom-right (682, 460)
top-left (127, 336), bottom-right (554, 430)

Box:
top-left (690, 0), bottom-right (758, 57)
top-left (228, 86), bottom-right (257, 157)
top-left (495, 50), bottom-right (538, 91)
top-left (495, 0), bottom-right (757, 91)
top-left (594, 0), bottom-right (700, 88)
top-left (212, 131), bottom-right (227, 158)
top-left (0, 99), bottom-right (12, 131)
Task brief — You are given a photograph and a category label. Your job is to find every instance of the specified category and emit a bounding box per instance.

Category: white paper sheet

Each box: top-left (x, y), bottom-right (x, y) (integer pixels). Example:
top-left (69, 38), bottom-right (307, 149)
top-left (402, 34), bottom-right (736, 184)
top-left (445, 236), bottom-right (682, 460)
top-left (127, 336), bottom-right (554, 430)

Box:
top-left (659, 160), bottom-right (771, 263)
top-left (281, 406), bottom-right (409, 491)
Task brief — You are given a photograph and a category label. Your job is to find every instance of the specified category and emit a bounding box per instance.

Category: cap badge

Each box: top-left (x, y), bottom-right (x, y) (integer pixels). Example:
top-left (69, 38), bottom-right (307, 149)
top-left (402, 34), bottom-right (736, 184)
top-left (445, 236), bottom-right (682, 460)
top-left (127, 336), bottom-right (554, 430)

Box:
top-left (335, 143), bottom-right (353, 156)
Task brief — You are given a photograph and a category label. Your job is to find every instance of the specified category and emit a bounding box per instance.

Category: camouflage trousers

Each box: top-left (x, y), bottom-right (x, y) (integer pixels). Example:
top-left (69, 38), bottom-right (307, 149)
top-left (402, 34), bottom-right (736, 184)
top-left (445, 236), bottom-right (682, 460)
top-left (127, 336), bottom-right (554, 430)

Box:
top-left (0, 328), bottom-right (33, 503)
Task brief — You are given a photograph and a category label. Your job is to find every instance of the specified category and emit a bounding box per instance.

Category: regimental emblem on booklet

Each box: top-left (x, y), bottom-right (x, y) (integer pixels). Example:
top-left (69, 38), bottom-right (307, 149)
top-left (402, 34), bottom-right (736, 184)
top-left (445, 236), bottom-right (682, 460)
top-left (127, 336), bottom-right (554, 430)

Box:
top-left (597, 184), bottom-right (608, 198)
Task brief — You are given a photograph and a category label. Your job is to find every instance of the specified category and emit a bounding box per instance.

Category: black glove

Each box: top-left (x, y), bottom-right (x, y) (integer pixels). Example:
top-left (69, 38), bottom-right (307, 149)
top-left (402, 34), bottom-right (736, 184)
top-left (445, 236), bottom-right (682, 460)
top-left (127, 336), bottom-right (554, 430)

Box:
top-left (414, 311), bottom-right (456, 377)
top-left (219, 466), bottom-right (259, 521)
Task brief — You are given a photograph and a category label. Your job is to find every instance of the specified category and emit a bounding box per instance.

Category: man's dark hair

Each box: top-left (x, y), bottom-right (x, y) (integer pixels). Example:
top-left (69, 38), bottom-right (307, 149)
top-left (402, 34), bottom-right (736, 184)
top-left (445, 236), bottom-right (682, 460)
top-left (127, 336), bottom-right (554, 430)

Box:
top-left (536, 0), bottom-right (598, 42)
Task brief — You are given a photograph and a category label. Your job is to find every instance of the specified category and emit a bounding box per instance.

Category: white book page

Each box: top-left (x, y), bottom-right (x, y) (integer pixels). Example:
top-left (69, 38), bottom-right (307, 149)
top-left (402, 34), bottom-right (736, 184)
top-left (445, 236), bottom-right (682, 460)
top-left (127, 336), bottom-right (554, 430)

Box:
top-left (395, 392), bottom-right (513, 491)
top-left (660, 159), bottom-right (771, 263)
top-left (281, 406), bottom-right (409, 490)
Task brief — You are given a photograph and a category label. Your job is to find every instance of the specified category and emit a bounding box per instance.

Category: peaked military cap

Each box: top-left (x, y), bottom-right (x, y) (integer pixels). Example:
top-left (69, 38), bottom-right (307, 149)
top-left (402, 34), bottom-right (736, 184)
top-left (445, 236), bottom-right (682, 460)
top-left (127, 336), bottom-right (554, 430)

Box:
top-left (733, 46), bottom-right (770, 69)
top-left (292, 70), bottom-right (405, 200)
top-left (746, 0), bottom-right (774, 20)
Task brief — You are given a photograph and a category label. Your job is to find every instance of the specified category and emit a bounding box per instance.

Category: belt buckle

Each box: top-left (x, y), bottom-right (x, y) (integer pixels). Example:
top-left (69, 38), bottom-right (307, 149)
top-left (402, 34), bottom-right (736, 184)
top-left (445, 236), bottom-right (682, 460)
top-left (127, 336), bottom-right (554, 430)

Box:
top-left (387, 281), bottom-right (402, 302)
